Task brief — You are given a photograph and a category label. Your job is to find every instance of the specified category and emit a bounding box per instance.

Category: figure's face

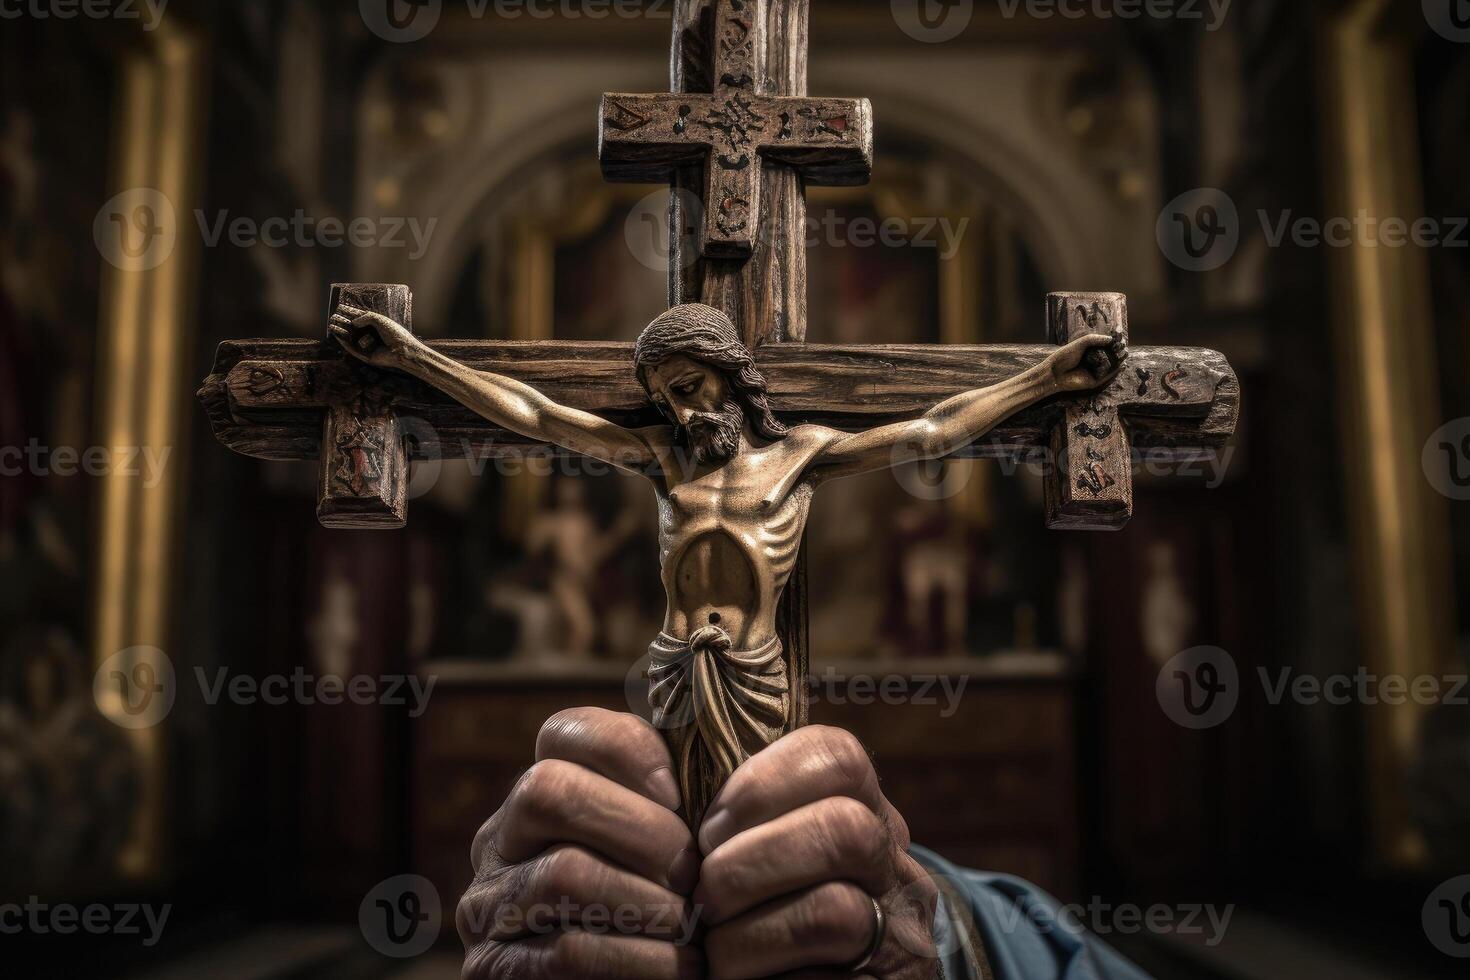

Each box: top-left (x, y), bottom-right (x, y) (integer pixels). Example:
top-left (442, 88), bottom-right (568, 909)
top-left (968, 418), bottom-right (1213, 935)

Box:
top-left (644, 355), bottom-right (744, 463)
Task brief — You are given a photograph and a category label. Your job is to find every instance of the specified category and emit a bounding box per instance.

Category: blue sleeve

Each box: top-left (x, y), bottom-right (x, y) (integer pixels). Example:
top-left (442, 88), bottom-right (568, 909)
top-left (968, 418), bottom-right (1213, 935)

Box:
top-left (910, 845), bottom-right (1155, 980)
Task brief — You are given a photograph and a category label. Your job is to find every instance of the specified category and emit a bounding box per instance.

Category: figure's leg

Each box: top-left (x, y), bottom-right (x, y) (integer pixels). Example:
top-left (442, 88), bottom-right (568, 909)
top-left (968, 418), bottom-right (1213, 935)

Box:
top-left (552, 573), bottom-right (596, 657)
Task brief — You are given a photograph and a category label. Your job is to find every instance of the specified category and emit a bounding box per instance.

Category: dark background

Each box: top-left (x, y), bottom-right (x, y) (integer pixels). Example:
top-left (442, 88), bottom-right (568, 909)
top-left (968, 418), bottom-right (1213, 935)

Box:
top-left (1, 1), bottom-right (1468, 977)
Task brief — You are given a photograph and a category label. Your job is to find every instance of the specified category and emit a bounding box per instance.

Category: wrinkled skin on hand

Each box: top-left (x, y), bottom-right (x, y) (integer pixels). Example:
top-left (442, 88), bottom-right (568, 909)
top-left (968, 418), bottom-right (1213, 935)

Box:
top-left (459, 708), bottom-right (942, 980)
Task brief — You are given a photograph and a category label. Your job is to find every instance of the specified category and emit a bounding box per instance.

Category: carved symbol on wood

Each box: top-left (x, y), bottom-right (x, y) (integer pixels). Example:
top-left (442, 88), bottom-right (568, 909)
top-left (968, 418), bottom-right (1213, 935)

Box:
top-left (245, 365), bottom-right (285, 397)
top-left (698, 93), bottom-right (767, 167)
top-left (1075, 421), bottom-right (1113, 439)
top-left (1162, 362), bottom-right (1189, 399)
top-left (1135, 367), bottom-right (1151, 396)
top-left (1074, 301), bottom-right (1112, 332)
top-left (603, 100), bottom-right (650, 132)
top-left (1077, 461), bottom-right (1117, 497)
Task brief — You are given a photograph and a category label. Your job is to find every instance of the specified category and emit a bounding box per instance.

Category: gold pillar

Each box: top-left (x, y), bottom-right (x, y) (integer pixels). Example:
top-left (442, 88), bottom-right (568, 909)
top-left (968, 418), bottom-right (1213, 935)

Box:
top-left (1318, 0), bottom-right (1455, 870)
top-left (92, 25), bottom-right (206, 880)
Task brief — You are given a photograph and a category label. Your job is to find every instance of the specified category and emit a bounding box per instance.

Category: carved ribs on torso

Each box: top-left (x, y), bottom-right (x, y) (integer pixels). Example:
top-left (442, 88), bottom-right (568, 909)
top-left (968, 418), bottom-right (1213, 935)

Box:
top-left (654, 431), bottom-right (823, 649)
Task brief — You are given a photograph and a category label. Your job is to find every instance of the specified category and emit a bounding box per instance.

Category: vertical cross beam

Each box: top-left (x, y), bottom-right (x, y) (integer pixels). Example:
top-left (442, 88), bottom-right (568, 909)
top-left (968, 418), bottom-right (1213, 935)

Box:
top-left (317, 284), bottom-right (415, 527)
top-left (1044, 291), bottom-right (1132, 530)
top-left (225, 283), bottom-right (416, 528)
top-left (600, 0), bottom-right (872, 342)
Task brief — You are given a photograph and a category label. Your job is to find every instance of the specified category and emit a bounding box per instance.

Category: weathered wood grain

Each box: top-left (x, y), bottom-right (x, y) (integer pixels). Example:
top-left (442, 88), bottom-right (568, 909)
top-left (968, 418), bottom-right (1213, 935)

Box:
top-left (199, 337), bottom-right (1238, 462)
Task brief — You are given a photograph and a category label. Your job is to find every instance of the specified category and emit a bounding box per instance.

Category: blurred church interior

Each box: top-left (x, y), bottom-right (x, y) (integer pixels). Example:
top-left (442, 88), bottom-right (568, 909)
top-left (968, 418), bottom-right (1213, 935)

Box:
top-left (1, 1), bottom-right (1467, 977)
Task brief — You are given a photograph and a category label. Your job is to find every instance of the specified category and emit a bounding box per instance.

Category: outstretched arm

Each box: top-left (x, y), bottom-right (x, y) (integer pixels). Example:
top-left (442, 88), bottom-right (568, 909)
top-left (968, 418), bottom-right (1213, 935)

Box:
top-left (808, 331), bottom-right (1126, 482)
top-left (330, 306), bottom-right (659, 474)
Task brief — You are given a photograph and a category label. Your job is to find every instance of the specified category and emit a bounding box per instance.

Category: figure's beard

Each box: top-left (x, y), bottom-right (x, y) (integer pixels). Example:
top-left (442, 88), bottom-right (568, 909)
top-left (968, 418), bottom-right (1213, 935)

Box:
top-left (683, 400), bottom-right (745, 464)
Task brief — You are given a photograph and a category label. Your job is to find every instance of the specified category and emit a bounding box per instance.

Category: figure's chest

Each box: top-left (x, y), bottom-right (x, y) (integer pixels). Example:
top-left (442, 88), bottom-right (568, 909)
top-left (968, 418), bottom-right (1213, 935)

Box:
top-left (659, 451), bottom-right (809, 525)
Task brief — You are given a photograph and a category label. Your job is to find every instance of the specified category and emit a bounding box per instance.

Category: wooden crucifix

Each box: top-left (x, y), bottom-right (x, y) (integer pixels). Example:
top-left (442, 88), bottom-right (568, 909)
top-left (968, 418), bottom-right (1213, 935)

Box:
top-left (198, 0), bottom-right (1238, 825)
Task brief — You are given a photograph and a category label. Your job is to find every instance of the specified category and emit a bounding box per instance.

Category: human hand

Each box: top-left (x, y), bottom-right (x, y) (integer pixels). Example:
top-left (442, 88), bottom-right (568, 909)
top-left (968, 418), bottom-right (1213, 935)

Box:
top-left (1045, 329), bottom-right (1128, 393)
top-left (695, 726), bottom-right (942, 979)
top-left (328, 303), bottom-right (421, 370)
top-left (458, 707), bottom-right (703, 979)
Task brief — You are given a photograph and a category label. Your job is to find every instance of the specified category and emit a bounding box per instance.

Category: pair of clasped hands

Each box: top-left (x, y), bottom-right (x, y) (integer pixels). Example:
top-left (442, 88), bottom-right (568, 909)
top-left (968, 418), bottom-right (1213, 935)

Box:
top-left (458, 708), bottom-right (942, 979)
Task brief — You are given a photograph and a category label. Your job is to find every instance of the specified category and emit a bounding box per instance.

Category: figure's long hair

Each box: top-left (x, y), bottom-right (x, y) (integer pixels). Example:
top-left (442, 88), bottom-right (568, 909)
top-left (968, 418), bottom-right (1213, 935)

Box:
top-left (633, 304), bottom-right (789, 441)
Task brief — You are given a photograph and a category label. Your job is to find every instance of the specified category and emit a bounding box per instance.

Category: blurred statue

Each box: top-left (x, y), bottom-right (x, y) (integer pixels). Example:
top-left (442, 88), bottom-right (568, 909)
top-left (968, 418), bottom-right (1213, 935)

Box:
top-left (523, 478), bottom-right (638, 658)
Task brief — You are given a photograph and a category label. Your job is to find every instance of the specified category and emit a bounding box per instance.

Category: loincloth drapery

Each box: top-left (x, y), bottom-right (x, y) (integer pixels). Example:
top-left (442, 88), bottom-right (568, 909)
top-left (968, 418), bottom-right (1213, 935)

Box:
top-left (647, 625), bottom-right (789, 824)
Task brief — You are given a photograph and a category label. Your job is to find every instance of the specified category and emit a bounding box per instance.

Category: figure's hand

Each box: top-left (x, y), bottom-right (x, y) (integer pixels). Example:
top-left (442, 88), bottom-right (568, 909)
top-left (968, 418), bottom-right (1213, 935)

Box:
top-left (328, 303), bottom-right (420, 370)
top-left (458, 708), bottom-right (703, 979)
top-left (695, 726), bottom-right (941, 979)
top-left (1045, 329), bottom-right (1128, 393)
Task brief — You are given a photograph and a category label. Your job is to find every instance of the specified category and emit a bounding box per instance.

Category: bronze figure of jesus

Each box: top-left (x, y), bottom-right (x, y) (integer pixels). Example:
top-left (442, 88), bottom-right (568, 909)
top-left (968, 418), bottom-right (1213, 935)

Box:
top-left (329, 300), bottom-right (1126, 823)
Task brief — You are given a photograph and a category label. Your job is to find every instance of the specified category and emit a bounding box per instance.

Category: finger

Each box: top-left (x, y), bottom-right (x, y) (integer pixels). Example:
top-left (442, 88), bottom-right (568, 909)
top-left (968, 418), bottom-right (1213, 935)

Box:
top-left (463, 931), bottom-right (703, 980)
top-left (328, 325), bottom-right (351, 342)
top-left (475, 759), bottom-right (699, 894)
top-left (334, 302), bottom-right (369, 319)
top-left (699, 726), bottom-right (905, 855)
top-left (329, 313), bottom-right (353, 329)
top-left (459, 845), bottom-right (690, 944)
top-left (705, 881), bottom-right (875, 979)
top-left (696, 797), bottom-right (896, 925)
top-left (536, 707), bottom-right (680, 812)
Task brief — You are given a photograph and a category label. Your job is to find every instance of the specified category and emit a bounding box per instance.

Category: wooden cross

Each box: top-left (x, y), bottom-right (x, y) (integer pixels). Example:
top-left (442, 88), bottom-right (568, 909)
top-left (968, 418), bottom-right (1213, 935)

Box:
top-left (199, 288), bottom-right (1237, 533)
top-left (599, 0), bottom-right (872, 258)
top-left (199, 0), bottom-right (1237, 751)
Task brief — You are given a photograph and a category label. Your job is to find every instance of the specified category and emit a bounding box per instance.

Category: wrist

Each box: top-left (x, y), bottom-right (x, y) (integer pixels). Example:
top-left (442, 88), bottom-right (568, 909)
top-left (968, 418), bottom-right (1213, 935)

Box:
top-left (398, 339), bottom-right (435, 377)
top-left (1026, 361), bottom-right (1059, 399)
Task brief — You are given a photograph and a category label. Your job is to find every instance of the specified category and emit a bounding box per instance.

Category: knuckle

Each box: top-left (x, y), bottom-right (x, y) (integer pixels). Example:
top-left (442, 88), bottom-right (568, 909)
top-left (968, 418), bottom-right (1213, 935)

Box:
top-left (815, 796), bottom-right (885, 865)
top-left (696, 850), bottom-right (748, 917)
top-left (511, 759), bottom-right (577, 822)
top-left (470, 812), bottom-right (502, 872)
top-left (536, 706), bottom-right (603, 756)
top-left (531, 845), bottom-right (597, 904)
top-left (806, 725), bottom-right (873, 790)
top-left (455, 885), bottom-right (488, 947)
